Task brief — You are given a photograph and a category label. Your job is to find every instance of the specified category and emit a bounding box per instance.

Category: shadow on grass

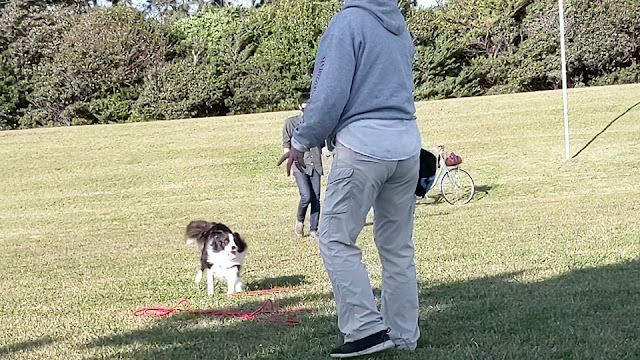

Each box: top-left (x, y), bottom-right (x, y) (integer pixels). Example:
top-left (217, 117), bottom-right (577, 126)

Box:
top-left (419, 260), bottom-right (640, 359)
top-left (416, 194), bottom-right (443, 206)
top-left (473, 184), bottom-right (493, 201)
top-left (247, 275), bottom-right (307, 290)
top-left (573, 100), bottom-right (640, 159)
top-left (0, 336), bottom-right (58, 357)
top-left (415, 184), bottom-right (492, 206)
top-left (86, 260), bottom-right (639, 359)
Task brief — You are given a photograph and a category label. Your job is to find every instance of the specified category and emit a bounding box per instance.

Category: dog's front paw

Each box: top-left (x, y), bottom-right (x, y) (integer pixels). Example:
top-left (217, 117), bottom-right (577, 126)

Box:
top-left (227, 282), bottom-right (243, 295)
top-left (194, 270), bottom-right (203, 283)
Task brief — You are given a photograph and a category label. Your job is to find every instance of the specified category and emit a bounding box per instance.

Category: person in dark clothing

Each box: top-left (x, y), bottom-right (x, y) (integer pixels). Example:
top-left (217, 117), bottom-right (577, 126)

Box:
top-left (282, 93), bottom-right (324, 240)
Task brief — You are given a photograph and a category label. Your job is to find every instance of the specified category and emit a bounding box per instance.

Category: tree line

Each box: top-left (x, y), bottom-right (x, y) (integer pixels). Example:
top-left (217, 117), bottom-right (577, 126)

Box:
top-left (1, 0), bottom-right (638, 129)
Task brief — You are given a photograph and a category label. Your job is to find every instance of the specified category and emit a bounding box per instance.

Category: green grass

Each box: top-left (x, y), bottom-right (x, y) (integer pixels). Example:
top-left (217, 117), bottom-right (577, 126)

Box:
top-left (1, 84), bottom-right (639, 360)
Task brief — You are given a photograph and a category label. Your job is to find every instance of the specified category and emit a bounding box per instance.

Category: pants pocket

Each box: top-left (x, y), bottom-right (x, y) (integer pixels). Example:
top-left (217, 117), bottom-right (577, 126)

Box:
top-left (323, 167), bottom-right (354, 215)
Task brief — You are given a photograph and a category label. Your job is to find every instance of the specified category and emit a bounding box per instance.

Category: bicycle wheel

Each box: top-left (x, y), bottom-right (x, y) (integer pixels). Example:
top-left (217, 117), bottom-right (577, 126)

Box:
top-left (440, 167), bottom-right (475, 205)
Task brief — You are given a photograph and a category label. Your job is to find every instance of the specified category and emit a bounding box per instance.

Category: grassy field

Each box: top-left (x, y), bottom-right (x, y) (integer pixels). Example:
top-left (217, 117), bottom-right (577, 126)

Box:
top-left (1, 84), bottom-right (639, 360)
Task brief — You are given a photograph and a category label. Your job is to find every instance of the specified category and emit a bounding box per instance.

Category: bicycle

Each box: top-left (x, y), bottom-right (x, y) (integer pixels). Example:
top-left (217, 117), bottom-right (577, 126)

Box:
top-left (418, 144), bottom-right (475, 205)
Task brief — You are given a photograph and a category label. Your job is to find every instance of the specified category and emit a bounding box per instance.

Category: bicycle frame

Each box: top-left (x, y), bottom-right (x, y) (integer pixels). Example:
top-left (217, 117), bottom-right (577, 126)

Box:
top-left (425, 144), bottom-right (454, 193)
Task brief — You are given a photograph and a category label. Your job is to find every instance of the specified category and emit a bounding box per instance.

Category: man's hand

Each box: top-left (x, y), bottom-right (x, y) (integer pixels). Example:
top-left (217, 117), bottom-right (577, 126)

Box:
top-left (283, 148), bottom-right (295, 178)
top-left (277, 147), bottom-right (306, 176)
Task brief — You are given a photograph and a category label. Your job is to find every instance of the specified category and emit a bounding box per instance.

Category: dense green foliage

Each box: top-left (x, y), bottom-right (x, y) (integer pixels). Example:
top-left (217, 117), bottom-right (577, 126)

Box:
top-left (0, 0), bottom-right (638, 129)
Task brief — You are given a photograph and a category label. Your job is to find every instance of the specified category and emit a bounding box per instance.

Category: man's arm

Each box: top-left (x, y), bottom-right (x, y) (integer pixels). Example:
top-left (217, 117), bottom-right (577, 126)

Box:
top-left (292, 18), bottom-right (355, 152)
top-left (281, 117), bottom-right (298, 176)
top-left (282, 117), bottom-right (295, 150)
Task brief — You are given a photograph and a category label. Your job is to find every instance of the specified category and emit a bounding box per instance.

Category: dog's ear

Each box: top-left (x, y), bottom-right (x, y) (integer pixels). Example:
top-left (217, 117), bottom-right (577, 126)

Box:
top-left (212, 222), bottom-right (232, 234)
top-left (233, 232), bottom-right (247, 253)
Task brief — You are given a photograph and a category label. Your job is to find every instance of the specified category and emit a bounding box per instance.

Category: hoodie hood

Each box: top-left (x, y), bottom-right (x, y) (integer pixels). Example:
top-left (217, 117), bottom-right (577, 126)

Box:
top-left (343, 0), bottom-right (406, 35)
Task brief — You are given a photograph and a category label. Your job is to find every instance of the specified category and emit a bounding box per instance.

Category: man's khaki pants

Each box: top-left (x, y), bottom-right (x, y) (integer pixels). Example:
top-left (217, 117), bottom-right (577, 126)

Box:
top-left (319, 143), bottom-right (420, 350)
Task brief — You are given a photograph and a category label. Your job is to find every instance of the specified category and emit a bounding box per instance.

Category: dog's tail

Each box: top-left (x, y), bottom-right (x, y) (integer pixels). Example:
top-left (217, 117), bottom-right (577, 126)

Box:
top-left (185, 220), bottom-right (214, 245)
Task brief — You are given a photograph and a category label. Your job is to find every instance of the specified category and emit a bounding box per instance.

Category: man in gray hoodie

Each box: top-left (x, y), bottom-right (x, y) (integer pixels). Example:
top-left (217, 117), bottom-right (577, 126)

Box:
top-left (278, 0), bottom-right (421, 357)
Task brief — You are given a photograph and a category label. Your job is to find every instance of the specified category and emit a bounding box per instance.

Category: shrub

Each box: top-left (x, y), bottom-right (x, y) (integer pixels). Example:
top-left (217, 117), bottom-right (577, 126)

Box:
top-left (407, 5), bottom-right (483, 99)
top-left (222, 0), bottom-right (340, 113)
top-left (0, 54), bottom-right (25, 130)
top-left (29, 6), bottom-right (167, 125)
top-left (134, 60), bottom-right (228, 121)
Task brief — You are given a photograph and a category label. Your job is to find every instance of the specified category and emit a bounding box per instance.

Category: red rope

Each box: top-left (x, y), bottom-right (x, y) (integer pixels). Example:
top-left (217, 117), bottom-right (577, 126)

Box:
top-left (133, 256), bottom-right (320, 324)
top-left (133, 296), bottom-right (312, 325)
top-left (133, 298), bottom-right (192, 318)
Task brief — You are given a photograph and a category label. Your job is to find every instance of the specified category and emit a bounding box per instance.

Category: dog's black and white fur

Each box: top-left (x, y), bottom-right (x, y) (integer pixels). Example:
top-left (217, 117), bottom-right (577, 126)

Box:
top-left (185, 220), bottom-right (248, 296)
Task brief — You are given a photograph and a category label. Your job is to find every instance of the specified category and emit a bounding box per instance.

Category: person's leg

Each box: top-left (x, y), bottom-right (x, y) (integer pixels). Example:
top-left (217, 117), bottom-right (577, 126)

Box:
top-left (372, 153), bottom-right (420, 350)
top-left (309, 170), bottom-right (321, 233)
top-left (319, 144), bottom-right (393, 342)
top-left (293, 172), bottom-right (313, 235)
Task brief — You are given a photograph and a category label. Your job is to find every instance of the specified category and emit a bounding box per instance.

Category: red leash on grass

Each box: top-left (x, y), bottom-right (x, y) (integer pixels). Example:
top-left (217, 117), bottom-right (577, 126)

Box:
top-left (133, 288), bottom-right (312, 325)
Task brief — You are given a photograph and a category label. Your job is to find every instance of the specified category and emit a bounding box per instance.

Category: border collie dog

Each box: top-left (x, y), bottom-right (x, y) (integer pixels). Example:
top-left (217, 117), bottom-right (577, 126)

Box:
top-left (185, 220), bottom-right (248, 296)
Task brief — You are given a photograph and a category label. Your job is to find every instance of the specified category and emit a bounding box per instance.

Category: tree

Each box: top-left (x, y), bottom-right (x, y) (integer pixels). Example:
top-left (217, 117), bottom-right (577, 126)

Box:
top-left (28, 6), bottom-right (167, 125)
top-left (0, 53), bottom-right (27, 129)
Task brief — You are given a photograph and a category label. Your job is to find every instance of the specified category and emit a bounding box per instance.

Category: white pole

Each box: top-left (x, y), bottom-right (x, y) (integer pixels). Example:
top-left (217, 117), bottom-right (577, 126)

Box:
top-left (558, 0), bottom-right (570, 160)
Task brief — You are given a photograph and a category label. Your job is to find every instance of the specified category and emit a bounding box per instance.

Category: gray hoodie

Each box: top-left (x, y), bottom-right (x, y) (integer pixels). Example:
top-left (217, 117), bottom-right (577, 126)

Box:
top-left (291, 0), bottom-right (419, 158)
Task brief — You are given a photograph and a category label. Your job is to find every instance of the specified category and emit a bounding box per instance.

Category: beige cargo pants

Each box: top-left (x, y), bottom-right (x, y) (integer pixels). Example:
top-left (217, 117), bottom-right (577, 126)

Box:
top-left (319, 142), bottom-right (420, 350)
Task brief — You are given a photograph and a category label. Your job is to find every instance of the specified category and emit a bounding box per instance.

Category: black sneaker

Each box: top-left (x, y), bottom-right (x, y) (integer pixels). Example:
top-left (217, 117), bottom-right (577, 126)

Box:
top-left (330, 329), bottom-right (395, 358)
